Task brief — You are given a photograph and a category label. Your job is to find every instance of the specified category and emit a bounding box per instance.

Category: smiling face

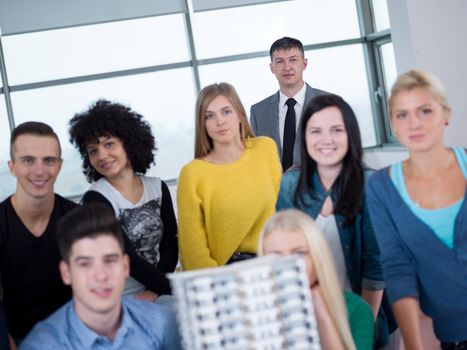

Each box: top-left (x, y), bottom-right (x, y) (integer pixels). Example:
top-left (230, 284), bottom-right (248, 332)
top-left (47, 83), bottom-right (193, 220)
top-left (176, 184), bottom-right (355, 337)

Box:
top-left (60, 235), bottom-right (129, 322)
top-left (204, 95), bottom-right (242, 149)
top-left (305, 106), bottom-right (348, 172)
top-left (270, 48), bottom-right (307, 92)
top-left (86, 136), bottom-right (132, 180)
top-left (262, 229), bottom-right (317, 286)
top-left (8, 134), bottom-right (62, 200)
top-left (390, 87), bottom-right (449, 152)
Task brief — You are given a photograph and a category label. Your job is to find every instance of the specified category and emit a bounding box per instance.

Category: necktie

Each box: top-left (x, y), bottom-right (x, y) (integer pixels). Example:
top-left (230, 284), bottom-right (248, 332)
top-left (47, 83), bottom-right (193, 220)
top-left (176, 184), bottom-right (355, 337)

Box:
top-left (282, 98), bottom-right (297, 171)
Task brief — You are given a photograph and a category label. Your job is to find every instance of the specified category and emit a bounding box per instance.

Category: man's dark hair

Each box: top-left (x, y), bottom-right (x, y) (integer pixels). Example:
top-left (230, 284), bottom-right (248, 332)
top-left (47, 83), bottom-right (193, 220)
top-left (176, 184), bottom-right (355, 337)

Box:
top-left (56, 203), bottom-right (125, 262)
top-left (269, 37), bottom-right (304, 60)
top-left (68, 99), bottom-right (156, 182)
top-left (10, 121), bottom-right (61, 159)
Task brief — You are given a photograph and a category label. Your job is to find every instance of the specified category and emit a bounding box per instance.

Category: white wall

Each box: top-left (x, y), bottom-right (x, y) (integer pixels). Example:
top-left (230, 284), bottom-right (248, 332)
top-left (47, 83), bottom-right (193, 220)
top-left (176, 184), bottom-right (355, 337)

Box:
top-left (387, 0), bottom-right (467, 148)
top-left (364, 148), bottom-right (407, 170)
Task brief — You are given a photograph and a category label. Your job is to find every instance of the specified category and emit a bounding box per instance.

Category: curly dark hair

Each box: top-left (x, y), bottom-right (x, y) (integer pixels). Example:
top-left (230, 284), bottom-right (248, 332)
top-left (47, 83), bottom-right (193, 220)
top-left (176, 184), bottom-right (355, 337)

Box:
top-left (68, 99), bottom-right (156, 182)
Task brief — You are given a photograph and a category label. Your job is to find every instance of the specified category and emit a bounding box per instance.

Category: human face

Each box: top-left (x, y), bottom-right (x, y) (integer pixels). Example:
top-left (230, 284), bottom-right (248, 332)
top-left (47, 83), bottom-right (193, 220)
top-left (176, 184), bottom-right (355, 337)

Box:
top-left (60, 235), bottom-right (129, 322)
top-left (8, 134), bottom-right (62, 200)
top-left (204, 95), bottom-right (242, 148)
top-left (263, 229), bottom-right (317, 286)
top-left (86, 136), bottom-right (132, 179)
top-left (270, 48), bottom-right (307, 92)
top-left (391, 87), bottom-right (449, 152)
top-left (305, 106), bottom-right (348, 172)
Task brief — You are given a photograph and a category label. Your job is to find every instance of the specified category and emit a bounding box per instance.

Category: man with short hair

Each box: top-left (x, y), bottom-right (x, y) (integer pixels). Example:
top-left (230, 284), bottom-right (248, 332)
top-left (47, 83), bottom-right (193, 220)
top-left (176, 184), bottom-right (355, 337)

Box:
top-left (20, 203), bottom-right (181, 350)
top-left (250, 36), bottom-right (329, 170)
top-left (0, 122), bottom-right (76, 342)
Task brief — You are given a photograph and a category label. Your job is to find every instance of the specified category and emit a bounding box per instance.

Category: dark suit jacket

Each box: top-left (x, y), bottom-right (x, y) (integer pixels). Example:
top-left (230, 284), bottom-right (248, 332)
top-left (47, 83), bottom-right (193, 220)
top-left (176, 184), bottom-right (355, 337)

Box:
top-left (249, 83), bottom-right (328, 165)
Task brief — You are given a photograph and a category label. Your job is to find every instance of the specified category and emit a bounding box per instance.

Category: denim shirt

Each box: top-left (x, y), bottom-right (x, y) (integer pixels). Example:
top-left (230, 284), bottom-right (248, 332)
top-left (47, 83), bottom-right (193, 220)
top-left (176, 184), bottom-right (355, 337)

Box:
top-left (276, 168), bottom-right (384, 293)
top-left (20, 297), bottom-right (182, 350)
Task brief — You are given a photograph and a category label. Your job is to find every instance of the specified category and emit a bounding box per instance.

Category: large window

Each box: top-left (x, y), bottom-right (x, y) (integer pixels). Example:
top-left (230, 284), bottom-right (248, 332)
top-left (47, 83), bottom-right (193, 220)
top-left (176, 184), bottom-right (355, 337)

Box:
top-left (380, 42), bottom-right (397, 97)
top-left (0, 100), bottom-right (12, 200)
top-left (2, 14), bottom-right (190, 85)
top-left (0, 0), bottom-right (395, 198)
top-left (193, 0), bottom-right (360, 59)
top-left (371, 0), bottom-right (391, 31)
top-left (364, 0), bottom-right (397, 143)
top-left (10, 68), bottom-right (196, 197)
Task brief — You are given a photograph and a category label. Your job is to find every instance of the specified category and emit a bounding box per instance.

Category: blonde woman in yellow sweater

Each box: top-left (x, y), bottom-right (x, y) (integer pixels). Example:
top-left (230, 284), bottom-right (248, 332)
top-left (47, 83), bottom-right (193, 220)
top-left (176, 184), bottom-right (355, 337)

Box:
top-left (177, 83), bottom-right (281, 270)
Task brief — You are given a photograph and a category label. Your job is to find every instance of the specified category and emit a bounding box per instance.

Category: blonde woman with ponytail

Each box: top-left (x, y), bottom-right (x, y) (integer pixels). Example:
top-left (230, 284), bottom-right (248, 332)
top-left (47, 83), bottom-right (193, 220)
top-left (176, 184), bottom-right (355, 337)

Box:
top-left (259, 209), bottom-right (374, 349)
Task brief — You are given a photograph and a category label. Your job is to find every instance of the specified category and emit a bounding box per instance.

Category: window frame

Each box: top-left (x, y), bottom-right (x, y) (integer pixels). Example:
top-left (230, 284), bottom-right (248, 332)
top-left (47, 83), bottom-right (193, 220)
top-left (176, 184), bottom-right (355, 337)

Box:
top-left (0, 0), bottom-right (396, 198)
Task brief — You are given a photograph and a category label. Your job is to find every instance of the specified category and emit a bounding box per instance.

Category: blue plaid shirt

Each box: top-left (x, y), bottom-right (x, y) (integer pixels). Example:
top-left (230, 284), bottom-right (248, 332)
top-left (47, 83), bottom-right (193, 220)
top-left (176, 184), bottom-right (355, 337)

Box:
top-left (20, 297), bottom-right (181, 350)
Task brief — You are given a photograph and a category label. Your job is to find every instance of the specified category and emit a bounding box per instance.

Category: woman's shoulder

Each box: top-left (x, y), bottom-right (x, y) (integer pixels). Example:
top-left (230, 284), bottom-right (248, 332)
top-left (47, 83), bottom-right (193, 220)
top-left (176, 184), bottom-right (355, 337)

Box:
top-left (140, 175), bottom-right (161, 187)
top-left (344, 291), bottom-right (373, 319)
top-left (178, 159), bottom-right (208, 182)
top-left (282, 166), bottom-right (300, 181)
top-left (344, 291), bottom-right (374, 349)
top-left (249, 136), bottom-right (277, 150)
top-left (139, 175), bottom-right (164, 199)
top-left (81, 189), bottom-right (114, 209)
top-left (88, 177), bottom-right (110, 191)
top-left (180, 158), bottom-right (202, 172)
top-left (366, 166), bottom-right (391, 187)
top-left (84, 178), bottom-right (117, 202)
top-left (453, 147), bottom-right (467, 176)
top-left (362, 167), bottom-right (375, 179)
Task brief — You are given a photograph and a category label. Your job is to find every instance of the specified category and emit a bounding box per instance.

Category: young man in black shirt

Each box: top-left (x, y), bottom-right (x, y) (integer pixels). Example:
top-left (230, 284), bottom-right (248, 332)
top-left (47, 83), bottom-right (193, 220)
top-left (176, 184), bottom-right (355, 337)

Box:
top-left (0, 122), bottom-right (77, 343)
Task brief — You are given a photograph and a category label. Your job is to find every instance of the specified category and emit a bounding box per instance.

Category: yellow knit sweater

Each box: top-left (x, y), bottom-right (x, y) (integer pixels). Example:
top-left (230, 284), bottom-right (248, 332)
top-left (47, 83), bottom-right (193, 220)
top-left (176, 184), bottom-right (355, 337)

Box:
top-left (177, 137), bottom-right (281, 270)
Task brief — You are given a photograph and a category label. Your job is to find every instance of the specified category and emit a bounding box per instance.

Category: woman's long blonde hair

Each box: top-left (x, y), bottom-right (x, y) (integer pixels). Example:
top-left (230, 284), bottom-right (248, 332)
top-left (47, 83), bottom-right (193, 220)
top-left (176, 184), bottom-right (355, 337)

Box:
top-left (258, 209), bottom-right (356, 350)
top-left (194, 82), bottom-right (255, 158)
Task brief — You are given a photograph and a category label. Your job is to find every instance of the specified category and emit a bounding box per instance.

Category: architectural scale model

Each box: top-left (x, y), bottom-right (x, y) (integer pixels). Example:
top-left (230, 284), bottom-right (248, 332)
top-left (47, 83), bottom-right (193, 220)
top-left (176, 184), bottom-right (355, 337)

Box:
top-left (169, 255), bottom-right (320, 350)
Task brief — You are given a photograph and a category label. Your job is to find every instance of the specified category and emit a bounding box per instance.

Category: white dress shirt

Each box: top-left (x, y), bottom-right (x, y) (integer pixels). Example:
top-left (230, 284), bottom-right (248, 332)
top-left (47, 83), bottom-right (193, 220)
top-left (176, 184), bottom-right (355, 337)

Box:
top-left (278, 83), bottom-right (307, 149)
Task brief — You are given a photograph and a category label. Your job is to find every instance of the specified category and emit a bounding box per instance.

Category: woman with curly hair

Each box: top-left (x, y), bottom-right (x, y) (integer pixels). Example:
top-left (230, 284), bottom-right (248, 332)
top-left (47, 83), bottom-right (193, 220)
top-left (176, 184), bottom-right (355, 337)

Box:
top-left (177, 82), bottom-right (281, 270)
top-left (69, 99), bottom-right (177, 299)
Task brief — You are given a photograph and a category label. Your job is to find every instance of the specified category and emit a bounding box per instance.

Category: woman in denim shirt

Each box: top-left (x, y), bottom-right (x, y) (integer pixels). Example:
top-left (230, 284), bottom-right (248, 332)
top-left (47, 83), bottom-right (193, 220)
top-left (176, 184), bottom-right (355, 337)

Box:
top-left (277, 94), bottom-right (394, 347)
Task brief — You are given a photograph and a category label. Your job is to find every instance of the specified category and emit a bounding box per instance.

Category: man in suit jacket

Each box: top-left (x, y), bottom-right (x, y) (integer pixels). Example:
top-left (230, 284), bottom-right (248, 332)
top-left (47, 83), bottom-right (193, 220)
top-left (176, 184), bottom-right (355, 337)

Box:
top-left (250, 37), bottom-right (328, 169)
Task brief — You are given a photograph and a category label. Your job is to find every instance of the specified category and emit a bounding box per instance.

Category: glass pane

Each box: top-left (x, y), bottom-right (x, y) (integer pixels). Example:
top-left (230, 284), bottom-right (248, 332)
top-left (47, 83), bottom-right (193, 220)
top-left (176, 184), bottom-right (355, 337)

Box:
top-left (200, 44), bottom-right (376, 147)
top-left (10, 68), bottom-right (197, 198)
top-left (0, 99), bottom-right (14, 200)
top-left (3, 14), bottom-right (190, 85)
top-left (0, 1), bottom-right (186, 35)
top-left (304, 45), bottom-right (375, 147)
top-left (371, 0), bottom-right (391, 31)
top-left (199, 56), bottom-right (277, 117)
top-left (193, 0), bottom-right (360, 59)
top-left (193, 0), bottom-right (286, 12)
top-left (381, 42), bottom-right (397, 96)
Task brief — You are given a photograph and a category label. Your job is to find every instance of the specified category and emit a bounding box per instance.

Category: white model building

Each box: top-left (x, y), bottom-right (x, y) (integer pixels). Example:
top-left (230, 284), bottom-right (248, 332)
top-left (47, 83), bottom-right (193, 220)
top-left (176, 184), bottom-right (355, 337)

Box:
top-left (169, 255), bottom-right (320, 350)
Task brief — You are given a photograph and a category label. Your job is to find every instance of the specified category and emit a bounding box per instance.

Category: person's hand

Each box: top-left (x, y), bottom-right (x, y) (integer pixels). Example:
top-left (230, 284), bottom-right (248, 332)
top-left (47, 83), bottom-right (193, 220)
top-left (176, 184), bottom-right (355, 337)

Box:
top-left (134, 290), bottom-right (159, 302)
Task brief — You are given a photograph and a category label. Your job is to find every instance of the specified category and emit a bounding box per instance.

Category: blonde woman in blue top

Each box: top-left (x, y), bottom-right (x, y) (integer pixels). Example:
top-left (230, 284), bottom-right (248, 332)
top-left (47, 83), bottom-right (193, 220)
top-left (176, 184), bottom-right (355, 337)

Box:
top-left (367, 70), bottom-right (467, 349)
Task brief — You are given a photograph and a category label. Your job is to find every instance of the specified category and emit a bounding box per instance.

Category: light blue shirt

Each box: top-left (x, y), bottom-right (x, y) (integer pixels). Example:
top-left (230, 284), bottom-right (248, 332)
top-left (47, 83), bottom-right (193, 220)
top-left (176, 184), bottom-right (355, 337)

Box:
top-left (390, 147), bottom-right (467, 248)
top-left (20, 297), bottom-right (182, 350)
